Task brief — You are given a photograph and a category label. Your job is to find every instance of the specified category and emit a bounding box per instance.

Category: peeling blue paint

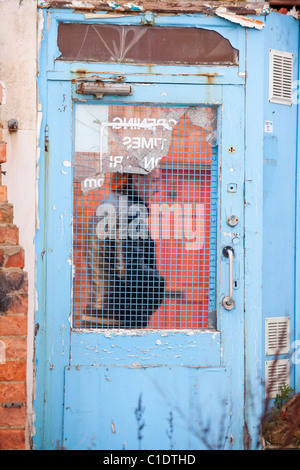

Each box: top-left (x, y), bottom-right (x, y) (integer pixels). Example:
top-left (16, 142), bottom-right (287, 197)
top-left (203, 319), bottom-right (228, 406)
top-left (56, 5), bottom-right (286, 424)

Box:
top-left (124, 2), bottom-right (144, 11)
top-left (107, 1), bottom-right (121, 9)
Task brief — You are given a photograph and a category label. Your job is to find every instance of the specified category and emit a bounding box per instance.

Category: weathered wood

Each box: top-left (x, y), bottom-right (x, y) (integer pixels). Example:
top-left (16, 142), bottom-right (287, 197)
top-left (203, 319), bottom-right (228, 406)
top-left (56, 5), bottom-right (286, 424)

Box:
top-left (37, 0), bottom-right (268, 16)
top-left (269, 0), bottom-right (300, 5)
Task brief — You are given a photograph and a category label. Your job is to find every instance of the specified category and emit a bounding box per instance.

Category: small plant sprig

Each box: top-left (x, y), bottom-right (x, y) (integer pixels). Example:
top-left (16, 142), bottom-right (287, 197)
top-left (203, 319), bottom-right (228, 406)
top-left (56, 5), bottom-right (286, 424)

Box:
top-left (135, 394), bottom-right (145, 450)
top-left (166, 411), bottom-right (174, 450)
top-left (274, 384), bottom-right (295, 410)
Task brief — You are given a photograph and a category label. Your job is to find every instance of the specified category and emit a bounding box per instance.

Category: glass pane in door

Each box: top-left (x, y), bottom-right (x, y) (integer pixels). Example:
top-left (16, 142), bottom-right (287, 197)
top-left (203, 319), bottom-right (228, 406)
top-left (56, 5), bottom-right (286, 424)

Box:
top-left (72, 104), bottom-right (217, 329)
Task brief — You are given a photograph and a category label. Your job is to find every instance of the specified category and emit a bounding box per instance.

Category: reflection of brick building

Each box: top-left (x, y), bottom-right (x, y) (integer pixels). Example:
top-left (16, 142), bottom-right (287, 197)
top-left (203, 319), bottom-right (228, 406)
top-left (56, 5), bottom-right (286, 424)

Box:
top-left (73, 106), bottom-right (216, 329)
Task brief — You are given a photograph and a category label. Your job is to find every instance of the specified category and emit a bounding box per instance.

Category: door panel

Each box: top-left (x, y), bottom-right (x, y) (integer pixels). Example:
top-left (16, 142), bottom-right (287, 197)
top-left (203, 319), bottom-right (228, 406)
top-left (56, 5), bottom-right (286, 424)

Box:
top-left (63, 365), bottom-right (231, 450)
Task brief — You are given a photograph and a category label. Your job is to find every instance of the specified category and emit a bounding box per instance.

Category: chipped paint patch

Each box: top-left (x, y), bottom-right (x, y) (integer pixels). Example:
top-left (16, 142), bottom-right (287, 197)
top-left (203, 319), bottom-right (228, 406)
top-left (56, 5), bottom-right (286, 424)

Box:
top-left (71, 0), bottom-right (94, 7)
top-left (107, 1), bottom-right (144, 11)
top-left (215, 7), bottom-right (265, 30)
top-left (103, 330), bottom-right (147, 337)
top-left (223, 231), bottom-right (237, 238)
top-left (84, 12), bottom-right (128, 18)
top-left (74, 328), bottom-right (219, 339)
top-left (124, 2), bottom-right (143, 11)
top-left (108, 1), bottom-right (124, 10)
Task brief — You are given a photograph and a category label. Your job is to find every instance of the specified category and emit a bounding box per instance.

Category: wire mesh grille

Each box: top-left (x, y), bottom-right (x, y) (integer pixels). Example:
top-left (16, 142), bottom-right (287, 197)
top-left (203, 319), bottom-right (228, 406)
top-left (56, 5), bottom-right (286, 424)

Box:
top-left (73, 105), bottom-right (218, 329)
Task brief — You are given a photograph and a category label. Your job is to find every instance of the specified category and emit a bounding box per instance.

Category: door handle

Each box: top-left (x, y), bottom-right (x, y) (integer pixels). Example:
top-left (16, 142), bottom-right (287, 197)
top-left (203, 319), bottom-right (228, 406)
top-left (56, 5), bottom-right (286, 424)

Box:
top-left (222, 246), bottom-right (235, 310)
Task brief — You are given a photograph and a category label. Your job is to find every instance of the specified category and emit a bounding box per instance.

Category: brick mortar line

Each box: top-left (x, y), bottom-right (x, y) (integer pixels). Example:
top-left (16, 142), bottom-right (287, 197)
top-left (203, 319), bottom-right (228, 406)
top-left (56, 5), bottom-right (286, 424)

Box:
top-left (0, 335), bottom-right (27, 338)
top-left (0, 313), bottom-right (28, 316)
top-left (0, 290), bottom-right (28, 293)
top-left (0, 266), bottom-right (25, 268)
top-left (0, 360), bottom-right (27, 362)
top-left (0, 243), bottom-right (19, 246)
top-left (0, 426), bottom-right (26, 430)
top-left (0, 381), bottom-right (26, 384)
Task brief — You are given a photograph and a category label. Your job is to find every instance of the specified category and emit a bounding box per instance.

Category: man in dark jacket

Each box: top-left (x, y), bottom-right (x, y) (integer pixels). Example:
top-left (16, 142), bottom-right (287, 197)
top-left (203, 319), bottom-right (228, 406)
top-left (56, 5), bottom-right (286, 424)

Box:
top-left (83, 168), bottom-right (165, 329)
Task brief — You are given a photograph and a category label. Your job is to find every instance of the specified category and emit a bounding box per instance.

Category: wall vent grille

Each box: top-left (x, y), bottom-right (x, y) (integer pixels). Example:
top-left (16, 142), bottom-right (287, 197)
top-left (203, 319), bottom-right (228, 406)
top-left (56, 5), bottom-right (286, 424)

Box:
top-left (269, 49), bottom-right (293, 106)
top-left (265, 316), bottom-right (290, 356)
top-left (265, 359), bottom-right (290, 398)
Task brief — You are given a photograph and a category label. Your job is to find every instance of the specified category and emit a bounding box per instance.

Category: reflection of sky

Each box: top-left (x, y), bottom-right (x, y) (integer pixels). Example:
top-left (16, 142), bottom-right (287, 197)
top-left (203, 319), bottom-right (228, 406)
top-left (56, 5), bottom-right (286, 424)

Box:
top-left (75, 105), bottom-right (108, 153)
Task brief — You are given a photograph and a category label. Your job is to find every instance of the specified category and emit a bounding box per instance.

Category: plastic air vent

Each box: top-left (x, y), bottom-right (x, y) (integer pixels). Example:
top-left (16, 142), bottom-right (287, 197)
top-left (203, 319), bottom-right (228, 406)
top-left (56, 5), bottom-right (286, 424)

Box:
top-left (269, 50), bottom-right (293, 105)
top-left (265, 317), bottom-right (290, 356)
top-left (265, 359), bottom-right (290, 398)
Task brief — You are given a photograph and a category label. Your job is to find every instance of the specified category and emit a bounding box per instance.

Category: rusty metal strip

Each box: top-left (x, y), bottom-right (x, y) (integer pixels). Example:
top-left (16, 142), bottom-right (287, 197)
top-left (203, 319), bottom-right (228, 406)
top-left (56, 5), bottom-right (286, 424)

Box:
top-left (37, 1), bottom-right (269, 16)
top-left (215, 7), bottom-right (266, 29)
top-left (269, 0), bottom-right (300, 4)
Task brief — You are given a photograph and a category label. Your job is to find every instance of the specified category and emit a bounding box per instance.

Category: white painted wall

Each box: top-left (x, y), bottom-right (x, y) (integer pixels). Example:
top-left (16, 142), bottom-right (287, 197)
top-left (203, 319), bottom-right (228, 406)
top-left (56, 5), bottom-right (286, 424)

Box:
top-left (0, 0), bottom-right (37, 449)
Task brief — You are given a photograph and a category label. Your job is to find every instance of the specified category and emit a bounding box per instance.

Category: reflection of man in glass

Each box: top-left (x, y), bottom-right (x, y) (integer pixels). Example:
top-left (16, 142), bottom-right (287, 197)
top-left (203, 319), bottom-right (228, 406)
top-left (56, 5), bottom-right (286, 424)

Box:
top-left (84, 167), bottom-right (165, 328)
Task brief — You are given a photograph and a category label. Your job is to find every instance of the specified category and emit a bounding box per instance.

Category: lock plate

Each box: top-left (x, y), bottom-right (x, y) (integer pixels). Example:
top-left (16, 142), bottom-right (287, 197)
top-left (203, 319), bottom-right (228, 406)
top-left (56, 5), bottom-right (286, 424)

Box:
top-left (227, 215), bottom-right (239, 227)
top-left (222, 296), bottom-right (235, 310)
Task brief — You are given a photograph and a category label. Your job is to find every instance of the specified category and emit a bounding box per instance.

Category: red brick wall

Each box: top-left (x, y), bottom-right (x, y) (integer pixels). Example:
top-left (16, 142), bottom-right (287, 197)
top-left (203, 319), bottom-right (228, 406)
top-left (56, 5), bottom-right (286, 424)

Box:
top-left (0, 86), bottom-right (28, 450)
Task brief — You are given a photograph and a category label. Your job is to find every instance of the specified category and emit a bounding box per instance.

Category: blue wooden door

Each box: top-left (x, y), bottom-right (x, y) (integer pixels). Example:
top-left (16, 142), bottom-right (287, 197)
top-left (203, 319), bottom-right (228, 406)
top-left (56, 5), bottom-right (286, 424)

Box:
top-left (35, 78), bottom-right (245, 450)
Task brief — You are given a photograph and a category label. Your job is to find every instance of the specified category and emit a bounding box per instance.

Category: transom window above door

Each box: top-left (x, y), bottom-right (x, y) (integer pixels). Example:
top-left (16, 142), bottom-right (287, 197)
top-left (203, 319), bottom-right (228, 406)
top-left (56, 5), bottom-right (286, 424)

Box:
top-left (57, 23), bottom-right (238, 65)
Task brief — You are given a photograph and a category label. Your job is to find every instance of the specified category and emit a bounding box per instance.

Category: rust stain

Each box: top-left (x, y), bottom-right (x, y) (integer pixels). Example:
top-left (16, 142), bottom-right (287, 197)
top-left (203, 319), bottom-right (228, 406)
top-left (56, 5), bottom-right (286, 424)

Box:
top-left (195, 72), bottom-right (219, 84)
top-left (74, 69), bottom-right (87, 75)
top-left (206, 74), bottom-right (216, 85)
top-left (71, 73), bottom-right (126, 84)
top-left (71, 70), bottom-right (88, 84)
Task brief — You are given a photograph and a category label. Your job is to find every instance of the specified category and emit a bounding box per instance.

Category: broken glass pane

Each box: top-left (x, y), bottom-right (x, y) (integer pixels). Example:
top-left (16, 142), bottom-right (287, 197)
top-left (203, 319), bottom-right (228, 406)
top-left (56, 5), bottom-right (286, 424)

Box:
top-left (58, 24), bottom-right (238, 65)
top-left (73, 104), bottom-right (218, 330)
